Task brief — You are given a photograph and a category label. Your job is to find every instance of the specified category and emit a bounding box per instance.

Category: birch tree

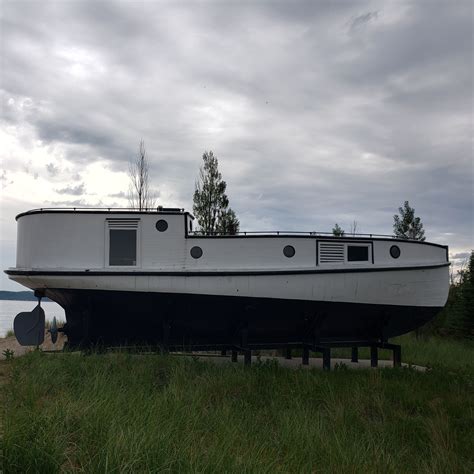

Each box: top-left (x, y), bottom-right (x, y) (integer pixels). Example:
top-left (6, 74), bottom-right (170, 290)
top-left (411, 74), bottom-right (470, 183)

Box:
top-left (128, 140), bottom-right (156, 210)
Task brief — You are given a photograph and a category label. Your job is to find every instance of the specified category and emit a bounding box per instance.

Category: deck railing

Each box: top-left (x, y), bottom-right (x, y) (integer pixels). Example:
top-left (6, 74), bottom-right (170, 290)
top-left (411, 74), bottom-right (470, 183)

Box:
top-left (189, 230), bottom-right (407, 239)
top-left (20, 207), bottom-right (184, 212)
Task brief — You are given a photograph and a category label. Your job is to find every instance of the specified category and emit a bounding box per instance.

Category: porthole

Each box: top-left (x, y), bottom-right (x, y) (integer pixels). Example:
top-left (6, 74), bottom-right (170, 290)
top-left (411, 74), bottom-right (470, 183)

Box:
top-left (390, 245), bottom-right (401, 259)
top-left (156, 219), bottom-right (168, 232)
top-left (190, 246), bottom-right (203, 259)
top-left (283, 245), bottom-right (295, 258)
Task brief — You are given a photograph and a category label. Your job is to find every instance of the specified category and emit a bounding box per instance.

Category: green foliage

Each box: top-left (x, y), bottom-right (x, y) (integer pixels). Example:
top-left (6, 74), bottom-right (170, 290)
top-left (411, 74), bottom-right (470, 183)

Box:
top-left (417, 251), bottom-right (474, 340)
top-left (393, 200), bottom-right (425, 241)
top-left (2, 348), bottom-right (14, 360)
top-left (444, 251), bottom-right (474, 339)
top-left (332, 223), bottom-right (345, 237)
top-left (1, 345), bottom-right (473, 472)
top-left (193, 151), bottom-right (240, 235)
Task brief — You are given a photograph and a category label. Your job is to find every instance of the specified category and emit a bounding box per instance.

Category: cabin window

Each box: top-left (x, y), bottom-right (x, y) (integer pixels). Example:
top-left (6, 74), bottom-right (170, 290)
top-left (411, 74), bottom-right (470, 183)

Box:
top-left (109, 230), bottom-right (137, 266)
top-left (156, 219), bottom-right (168, 232)
top-left (283, 245), bottom-right (295, 258)
top-left (390, 245), bottom-right (401, 259)
top-left (347, 245), bottom-right (369, 262)
top-left (190, 246), bottom-right (203, 259)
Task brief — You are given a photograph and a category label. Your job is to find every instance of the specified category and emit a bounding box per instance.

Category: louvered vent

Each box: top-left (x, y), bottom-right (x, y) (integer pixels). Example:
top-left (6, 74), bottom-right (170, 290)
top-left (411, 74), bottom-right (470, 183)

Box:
top-left (107, 219), bottom-right (139, 229)
top-left (319, 242), bottom-right (345, 263)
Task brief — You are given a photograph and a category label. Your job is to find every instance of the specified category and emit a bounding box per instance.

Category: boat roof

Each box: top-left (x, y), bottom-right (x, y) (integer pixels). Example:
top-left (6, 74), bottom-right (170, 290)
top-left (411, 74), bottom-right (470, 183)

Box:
top-left (16, 207), bottom-right (195, 221)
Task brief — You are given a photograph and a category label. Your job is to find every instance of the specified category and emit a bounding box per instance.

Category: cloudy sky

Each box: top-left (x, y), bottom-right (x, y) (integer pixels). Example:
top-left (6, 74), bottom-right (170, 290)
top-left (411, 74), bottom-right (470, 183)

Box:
top-left (1, 0), bottom-right (472, 290)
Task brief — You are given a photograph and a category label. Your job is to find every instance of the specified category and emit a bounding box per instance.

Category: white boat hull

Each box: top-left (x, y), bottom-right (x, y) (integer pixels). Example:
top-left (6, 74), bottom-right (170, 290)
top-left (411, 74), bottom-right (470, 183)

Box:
top-left (7, 264), bottom-right (449, 348)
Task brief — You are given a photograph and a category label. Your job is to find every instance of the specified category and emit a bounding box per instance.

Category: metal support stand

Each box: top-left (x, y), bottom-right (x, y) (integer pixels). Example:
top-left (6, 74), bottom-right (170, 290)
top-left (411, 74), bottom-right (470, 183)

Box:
top-left (393, 345), bottom-right (401, 368)
top-left (244, 350), bottom-right (251, 366)
top-left (162, 320), bottom-right (170, 350)
top-left (302, 346), bottom-right (309, 365)
top-left (159, 339), bottom-right (402, 372)
top-left (322, 348), bottom-right (331, 371)
top-left (370, 346), bottom-right (378, 368)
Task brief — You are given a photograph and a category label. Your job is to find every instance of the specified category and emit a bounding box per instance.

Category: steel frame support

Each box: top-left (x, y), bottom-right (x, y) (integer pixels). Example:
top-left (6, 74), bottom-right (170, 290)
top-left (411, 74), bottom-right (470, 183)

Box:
top-left (370, 346), bottom-right (378, 368)
top-left (120, 339), bottom-right (403, 371)
top-left (302, 346), bottom-right (310, 365)
top-left (322, 348), bottom-right (331, 371)
top-left (393, 345), bottom-right (401, 367)
top-left (244, 350), bottom-right (251, 366)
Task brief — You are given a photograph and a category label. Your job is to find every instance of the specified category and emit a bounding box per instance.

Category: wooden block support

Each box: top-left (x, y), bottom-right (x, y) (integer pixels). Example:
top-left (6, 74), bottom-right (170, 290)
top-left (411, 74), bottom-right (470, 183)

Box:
top-left (285, 347), bottom-right (292, 359)
top-left (351, 347), bottom-right (359, 363)
top-left (231, 350), bottom-right (238, 362)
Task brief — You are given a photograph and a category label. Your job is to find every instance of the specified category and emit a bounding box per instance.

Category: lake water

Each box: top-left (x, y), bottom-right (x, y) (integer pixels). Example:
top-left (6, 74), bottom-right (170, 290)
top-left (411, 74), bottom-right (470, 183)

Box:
top-left (0, 300), bottom-right (66, 337)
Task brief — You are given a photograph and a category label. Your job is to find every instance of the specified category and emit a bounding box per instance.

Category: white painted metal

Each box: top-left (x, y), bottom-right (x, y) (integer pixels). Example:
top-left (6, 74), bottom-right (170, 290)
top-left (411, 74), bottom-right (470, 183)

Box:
top-left (9, 210), bottom-right (449, 308)
top-left (12, 265), bottom-right (449, 307)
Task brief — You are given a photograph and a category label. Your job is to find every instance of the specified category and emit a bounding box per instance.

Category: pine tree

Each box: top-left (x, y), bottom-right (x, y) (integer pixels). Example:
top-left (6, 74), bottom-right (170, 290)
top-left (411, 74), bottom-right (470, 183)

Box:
top-left (217, 208), bottom-right (240, 235)
top-left (193, 151), bottom-right (240, 235)
top-left (393, 201), bottom-right (425, 241)
top-left (439, 251), bottom-right (474, 339)
top-left (459, 251), bottom-right (474, 339)
top-left (332, 223), bottom-right (345, 237)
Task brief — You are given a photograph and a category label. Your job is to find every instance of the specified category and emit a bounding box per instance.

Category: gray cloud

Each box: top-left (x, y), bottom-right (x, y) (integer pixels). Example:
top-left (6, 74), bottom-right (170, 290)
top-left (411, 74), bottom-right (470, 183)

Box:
top-left (451, 252), bottom-right (471, 260)
top-left (349, 11), bottom-right (379, 31)
top-left (0, 0), bottom-right (472, 265)
top-left (46, 163), bottom-right (59, 177)
top-left (0, 169), bottom-right (14, 187)
top-left (55, 183), bottom-right (86, 195)
top-left (108, 191), bottom-right (127, 199)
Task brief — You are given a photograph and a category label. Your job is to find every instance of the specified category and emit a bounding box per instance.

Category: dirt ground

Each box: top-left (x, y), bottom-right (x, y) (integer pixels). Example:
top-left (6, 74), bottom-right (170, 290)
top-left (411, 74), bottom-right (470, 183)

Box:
top-left (0, 331), bottom-right (66, 360)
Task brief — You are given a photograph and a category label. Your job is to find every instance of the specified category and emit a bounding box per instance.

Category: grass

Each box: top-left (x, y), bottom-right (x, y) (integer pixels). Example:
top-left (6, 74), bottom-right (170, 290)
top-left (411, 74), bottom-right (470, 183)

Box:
top-left (1, 338), bottom-right (473, 473)
top-left (327, 334), bottom-right (474, 371)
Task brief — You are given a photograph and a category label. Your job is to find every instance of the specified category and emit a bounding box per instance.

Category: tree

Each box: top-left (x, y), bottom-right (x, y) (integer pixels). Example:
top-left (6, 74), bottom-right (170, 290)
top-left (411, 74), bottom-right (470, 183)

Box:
top-left (350, 220), bottom-right (358, 236)
top-left (217, 208), bottom-right (240, 235)
top-left (451, 251), bottom-right (474, 339)
top-left (393, 201), bottom-right (425, 241)
top-left (128, 140), bottom-right (156, 210)
top-left (193, 151), bottom-right (240, 235)
top-left (332, 223), bottom-right (345, 237)
top-left (435, 251), bottom-right (474, 339)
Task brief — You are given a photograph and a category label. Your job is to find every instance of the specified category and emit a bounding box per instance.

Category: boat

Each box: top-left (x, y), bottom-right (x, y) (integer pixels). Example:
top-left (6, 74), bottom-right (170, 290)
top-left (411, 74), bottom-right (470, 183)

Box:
top-left (5, 207), bottom-right (449, 352)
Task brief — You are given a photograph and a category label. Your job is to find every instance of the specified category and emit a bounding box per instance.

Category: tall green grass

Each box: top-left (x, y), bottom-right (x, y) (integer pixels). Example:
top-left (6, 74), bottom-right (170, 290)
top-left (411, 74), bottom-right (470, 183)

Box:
top-left (328, 334), bottom-right (474, 371)
top-left (1, 338), bottom-right (473, 473)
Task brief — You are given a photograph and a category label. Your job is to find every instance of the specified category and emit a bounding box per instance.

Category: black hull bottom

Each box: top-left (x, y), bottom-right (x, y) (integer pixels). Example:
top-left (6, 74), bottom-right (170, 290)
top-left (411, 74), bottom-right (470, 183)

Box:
top-left (43, 289), bottom-right (442, 349)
